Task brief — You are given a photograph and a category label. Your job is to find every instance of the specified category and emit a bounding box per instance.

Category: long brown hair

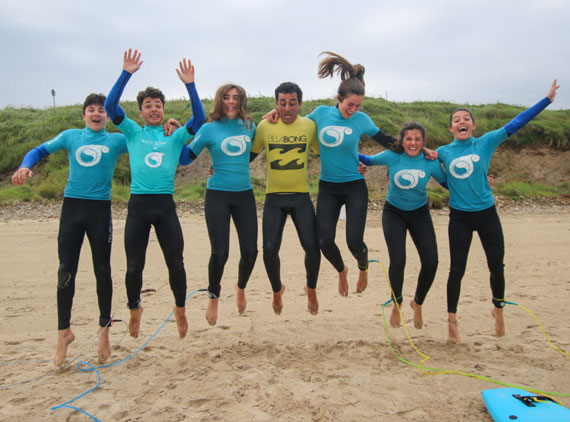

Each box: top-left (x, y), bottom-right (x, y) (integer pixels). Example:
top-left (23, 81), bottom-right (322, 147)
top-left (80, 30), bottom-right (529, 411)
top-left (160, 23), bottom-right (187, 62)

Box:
top-left (208, 84), bottom-right (253, 129)
top-left (317, 51), bottom-right (365, 101)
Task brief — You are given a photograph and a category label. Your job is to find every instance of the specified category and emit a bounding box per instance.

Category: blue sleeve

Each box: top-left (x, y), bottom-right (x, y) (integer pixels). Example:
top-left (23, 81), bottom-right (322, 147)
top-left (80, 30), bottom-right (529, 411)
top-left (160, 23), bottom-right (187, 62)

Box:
top-left (184, 82), bottom-right (205, 135)
top-left (504, 97), bottom-right (551, 136)
top-left (104, 70), bottom-right (132, 125)
top-left (20, 145), bottom-right (49, 169)
top-left (178, 144), bottom-right (196, 166)
top-left (358, 153), bottom-right (371, 166)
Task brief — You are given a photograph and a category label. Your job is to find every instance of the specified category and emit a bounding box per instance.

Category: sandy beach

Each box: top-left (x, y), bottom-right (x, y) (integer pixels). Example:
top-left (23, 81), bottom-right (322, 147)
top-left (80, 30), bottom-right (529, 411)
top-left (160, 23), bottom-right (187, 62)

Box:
top-left (0, 205), bottom-right (569, 421)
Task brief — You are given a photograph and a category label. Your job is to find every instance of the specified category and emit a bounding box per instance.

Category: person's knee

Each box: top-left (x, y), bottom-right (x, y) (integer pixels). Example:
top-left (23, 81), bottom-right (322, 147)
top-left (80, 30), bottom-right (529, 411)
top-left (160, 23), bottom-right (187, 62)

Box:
top-left (241, 249), bottom-right (258, 266)
top-left (263, 241), bottom-right (279, 260)
top-left (57, 266), bottom-right (74, 289)
top-left (211, 250), bottom-right (229, 268)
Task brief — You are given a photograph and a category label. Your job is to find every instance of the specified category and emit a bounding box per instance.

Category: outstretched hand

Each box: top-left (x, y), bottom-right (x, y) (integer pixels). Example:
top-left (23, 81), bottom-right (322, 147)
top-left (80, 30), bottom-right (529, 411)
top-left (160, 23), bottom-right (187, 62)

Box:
top-left (12, 167), bottom-right (33, 185)
top-left (547, 79), bottom-right (560, 102)
top-left (123, 49), bottom-right (143, 74)
top-left (176, 58), bottom-right (195, 84)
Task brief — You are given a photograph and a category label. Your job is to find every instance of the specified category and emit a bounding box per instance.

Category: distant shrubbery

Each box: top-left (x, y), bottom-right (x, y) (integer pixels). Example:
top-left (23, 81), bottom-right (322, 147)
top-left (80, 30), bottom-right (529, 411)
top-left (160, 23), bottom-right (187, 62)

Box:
top-left (1, 97), bottom-right (568, 204)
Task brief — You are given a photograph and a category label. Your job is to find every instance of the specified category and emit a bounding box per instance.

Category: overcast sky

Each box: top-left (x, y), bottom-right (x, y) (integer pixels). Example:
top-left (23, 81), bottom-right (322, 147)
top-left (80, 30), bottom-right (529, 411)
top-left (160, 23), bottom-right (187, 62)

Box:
top-left (2, 0), bottom-right (568, 111)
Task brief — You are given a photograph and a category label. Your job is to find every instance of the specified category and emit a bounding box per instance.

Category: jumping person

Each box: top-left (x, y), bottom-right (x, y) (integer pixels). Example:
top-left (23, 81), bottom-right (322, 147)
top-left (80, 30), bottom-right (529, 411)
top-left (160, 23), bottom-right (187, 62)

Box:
top-left (12, 94), bottom-right (127, 366)
top-left (105, 49), bottom-right (205, 339)
top-left (438, 79), bottom-right (560, 341)
top-left (251, 82), bottom-right (320, 315)
top-left (179, 84), bottom-right (257, 326)
top-left (359, 122), bottom-right (446, 329)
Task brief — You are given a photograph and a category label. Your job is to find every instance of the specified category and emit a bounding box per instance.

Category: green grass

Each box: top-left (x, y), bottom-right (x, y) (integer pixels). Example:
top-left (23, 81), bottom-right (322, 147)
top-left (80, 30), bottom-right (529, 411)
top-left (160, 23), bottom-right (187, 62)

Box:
top-left (497, 181), bottom-right (570, 200)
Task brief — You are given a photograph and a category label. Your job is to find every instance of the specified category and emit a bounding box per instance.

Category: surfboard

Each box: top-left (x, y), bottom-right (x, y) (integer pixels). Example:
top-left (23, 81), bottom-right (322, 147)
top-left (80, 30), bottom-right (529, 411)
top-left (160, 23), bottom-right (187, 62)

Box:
top-left (482, 388), bottom-right (570, 421)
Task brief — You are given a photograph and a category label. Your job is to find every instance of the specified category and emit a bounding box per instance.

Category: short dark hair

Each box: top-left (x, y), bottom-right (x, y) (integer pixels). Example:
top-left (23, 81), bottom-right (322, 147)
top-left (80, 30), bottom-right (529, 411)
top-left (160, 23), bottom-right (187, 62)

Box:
top-left (449, 108), bottom-right (475, 126)
top-left (137, 87), bottom-right (165, 110)
top-left (82, 93), bottom-right (106, 114)
top-left (274, 82), bottom-right (303, 104)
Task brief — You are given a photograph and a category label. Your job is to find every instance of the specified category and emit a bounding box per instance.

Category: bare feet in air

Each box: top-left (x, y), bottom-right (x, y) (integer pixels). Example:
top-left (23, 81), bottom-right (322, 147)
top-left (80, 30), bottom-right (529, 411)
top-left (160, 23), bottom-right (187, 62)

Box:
top-left (206, 298), bottom-right (218, 326)
top-left (356, 269), bottom-right (368, 293)
top-left (492, 307), bottom-right (505, 338)
top-left (338, 266), bottom-right (349, 297)
top-left (410, 300), bottom-right (423, 329)
top-left (173, 306), bottom-right (188, 338)
top-left (236, 284), bottom-right (247, 315)
top-left (390, 303), bottom-right (401, 327)
top-left (129, 307), bottom-right (143, 338)
top-left (97, 326), bottom-right (112, 364)
top-left (448, 313), bottom-right (460, 342)
top-left (305, 286), bottom-right (319, 315)
top-left (272, 285), bottom-right (285, 315)
top-left (53, 328), bottom-right (75, 367)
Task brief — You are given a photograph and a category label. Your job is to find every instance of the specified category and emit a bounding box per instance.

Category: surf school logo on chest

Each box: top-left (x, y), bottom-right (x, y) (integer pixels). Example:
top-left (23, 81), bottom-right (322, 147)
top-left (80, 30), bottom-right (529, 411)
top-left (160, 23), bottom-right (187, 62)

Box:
top-left (145, 152), bottom-right (164, 168)
top-left (394, 169), bottom-right (426, 189)
top-left (221, 135), bottom-right (250, 156)
top-left (449, 154), bottom-right (480, 179)
top-left (319, 126), bottom-right (352, 147)
top-left (75, 145), bottom-right (110, 167)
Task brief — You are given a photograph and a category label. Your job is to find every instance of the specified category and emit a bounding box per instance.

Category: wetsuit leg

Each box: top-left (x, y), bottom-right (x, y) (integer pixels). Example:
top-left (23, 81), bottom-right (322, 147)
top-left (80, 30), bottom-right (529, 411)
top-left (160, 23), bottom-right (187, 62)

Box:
top-left (344, 179), bottom-right (369, 271)
top-left (205, 189), bottom-right (231, 298)
top-left (316, 181), bottom-right (345, 272)
top-left (446, 208), bottom-right (474, 313)
top-left (231, 190), bottom-right (258, 290)
top-left (408, 207), bottom-right (438, 305)
top-left (262, 194), bottom-right (288, 293)
top-left (290, 193), bottom-right (320, 289)
top-left (382, 204), bottom-right (407, 304)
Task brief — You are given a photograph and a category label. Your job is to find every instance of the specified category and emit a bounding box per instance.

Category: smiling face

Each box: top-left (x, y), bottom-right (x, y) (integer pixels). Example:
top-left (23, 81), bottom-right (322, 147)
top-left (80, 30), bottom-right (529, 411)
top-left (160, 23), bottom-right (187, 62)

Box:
top-left (138, 97), bottom-right (164, 126)
top-left (449, 110), bottom-right (476, 140)
top-left (276, 92), bottom-right (300, 124)
top-left (338, 94), bottom-right (363, 119)
top-left (402, 129), bottom-right (424, 157)
top-left (223, 88), bottom-right (240, 119)
top-left (82, 104), bottom-right (108, 132)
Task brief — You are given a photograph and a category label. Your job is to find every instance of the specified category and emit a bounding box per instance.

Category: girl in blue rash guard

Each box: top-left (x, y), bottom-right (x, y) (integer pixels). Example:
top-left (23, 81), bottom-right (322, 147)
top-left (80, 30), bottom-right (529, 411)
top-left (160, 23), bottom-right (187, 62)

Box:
top-left (180, 84), bottom-right (257, 327)
top-left (11, 94), bottom-right (127, 367)
top-left (359, 122), bottom-right (446, 330)
top-left (309, 51), bottom-right (402, 298)
top-left (438, 79), bottom-right (560, 342)
top-left (105, 49), bottom-right (205, 340)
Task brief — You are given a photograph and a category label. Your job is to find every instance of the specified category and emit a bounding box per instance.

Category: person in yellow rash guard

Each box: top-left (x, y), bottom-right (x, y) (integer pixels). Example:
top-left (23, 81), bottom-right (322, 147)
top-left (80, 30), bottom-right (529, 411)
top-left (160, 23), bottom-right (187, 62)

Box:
top-left (251, 82), bottom-right (320, 316)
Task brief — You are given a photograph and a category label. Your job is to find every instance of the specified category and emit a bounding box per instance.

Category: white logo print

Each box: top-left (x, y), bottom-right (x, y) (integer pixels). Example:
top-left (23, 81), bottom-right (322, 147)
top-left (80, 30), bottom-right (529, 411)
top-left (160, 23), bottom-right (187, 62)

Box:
top-left (449, 154), bottom-right (480, 179)
top-left (145, 152), bottom-right (164, 168)
top-left (319, 126), bottom-right (353, 147)
top-left (221, 135), bottom-right (250, 156)
top-left (75, 145), bottom-right (110, 167)
top-left (394, 169), bottom-right (426, 189)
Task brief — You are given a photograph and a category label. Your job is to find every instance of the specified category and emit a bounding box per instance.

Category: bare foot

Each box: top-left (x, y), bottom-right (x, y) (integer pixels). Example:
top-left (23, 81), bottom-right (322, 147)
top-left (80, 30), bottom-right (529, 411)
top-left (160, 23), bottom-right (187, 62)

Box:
top-left (448, 313), bottom-right (460, 342)
top-left (410, 300), bottom-right (423, 329)
top-left (356, 270), bottom-right (368, 293)
top-left (492, 307), bottom-right (505, 338)
top-left (236, 284), bottom-right (247, 315)
top-left (338, 266), bottom-right (348, 297)
top-left (129, 307), bottom-right (143, 338)
top-left (53, 328), bottom-right (75, 367)
top-left (305, 286), bottom-right (319, 315)
top-left (272, 285), bottom-right (285, 315)
top-left (173, 306), bottom-right (188, 339)
top-left (97, 326), bottom-right (112, 364)
top-left (206, 299), bottom-right (218, 326)
top-left (390, 304), bottom-right (401, 327)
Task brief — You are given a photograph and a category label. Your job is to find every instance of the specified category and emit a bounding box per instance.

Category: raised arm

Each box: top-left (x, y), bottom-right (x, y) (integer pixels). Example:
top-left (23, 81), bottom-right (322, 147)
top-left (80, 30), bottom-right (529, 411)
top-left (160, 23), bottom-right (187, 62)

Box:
top-left (104, 49), bottom-right (143, 124)
top-left (176, 58), bottom-right (205, 135)
top-left (504, 79), bottom-right (560, 136)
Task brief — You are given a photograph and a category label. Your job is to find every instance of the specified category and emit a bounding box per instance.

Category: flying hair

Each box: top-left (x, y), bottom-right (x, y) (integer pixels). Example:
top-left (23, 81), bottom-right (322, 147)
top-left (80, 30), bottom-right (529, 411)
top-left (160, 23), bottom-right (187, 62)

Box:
top-left (317, 51), bottom-right (366, 100)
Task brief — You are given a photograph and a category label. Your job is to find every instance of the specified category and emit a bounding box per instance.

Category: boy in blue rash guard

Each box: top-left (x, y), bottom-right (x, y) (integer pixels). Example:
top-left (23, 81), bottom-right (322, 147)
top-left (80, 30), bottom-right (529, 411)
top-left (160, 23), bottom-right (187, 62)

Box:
top-left (105, 48), bottom-right (205, 339)
top-left (179, 83), bottom-right (257, 326)
top-left (359, 122), bottom-right (446, 330)
top-left (12, 94), bottom-right (127, 367)
top-left (438, 79), bottom-right (560, 342)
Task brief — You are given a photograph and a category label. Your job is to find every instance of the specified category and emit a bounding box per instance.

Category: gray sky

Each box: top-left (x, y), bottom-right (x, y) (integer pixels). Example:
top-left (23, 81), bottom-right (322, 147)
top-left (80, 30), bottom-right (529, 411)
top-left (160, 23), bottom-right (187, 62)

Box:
top-left (1, 0), bottom-right (568, 110)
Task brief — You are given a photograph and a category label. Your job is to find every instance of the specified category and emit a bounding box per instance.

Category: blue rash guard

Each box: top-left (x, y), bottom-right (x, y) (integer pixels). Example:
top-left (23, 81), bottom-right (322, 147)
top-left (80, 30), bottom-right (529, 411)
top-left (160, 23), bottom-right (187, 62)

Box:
top-left (19, 128), bottom-right (127, 200)
top-left (307, 105), bottom-right (381, 183)
top-left (104, 70), bottom-right (205, 194)
top-left (188, 118), bottom-right (256, 192)
top-left (360, 151), bottom-right (446, 211)
top-left (437, 96), bottom-right (552, 212)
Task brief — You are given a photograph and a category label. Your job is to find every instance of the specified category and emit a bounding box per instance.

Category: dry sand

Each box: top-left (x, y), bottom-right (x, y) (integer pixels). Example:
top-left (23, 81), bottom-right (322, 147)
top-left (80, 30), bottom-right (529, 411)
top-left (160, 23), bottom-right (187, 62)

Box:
top-left (0, 206), bottom-right (569, 421)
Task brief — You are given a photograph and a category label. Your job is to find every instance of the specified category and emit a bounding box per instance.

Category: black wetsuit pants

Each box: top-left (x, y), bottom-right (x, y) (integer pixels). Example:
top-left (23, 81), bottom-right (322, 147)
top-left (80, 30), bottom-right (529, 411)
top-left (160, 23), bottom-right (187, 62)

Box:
top-left (382, 202), bottom-right (438, 305)
top-left (263, 193), bottom-right (320, 292)
top-left (57, 198), bottom-right (113, 330)
top-left (205, 189), bottom-right (258, 298)
top-left (124, 194), bottom-right (186, 309)
top-left (447, 205), bottom-right (505, 313)
top-left (316, 179), bottom-right (369, 272)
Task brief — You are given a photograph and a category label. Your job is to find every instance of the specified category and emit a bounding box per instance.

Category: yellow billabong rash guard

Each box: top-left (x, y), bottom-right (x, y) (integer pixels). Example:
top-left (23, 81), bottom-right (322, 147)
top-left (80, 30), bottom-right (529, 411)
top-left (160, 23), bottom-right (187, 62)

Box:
top-left (252, 116), bottom-right (318, 194)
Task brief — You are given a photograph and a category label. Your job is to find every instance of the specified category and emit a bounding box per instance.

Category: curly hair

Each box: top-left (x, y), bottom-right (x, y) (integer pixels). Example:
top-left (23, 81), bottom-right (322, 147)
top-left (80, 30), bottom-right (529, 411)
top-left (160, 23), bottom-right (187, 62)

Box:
top-left (82, 93), bottom-right (106, 114)
top-left (136, 87), bottom-right (165, 110)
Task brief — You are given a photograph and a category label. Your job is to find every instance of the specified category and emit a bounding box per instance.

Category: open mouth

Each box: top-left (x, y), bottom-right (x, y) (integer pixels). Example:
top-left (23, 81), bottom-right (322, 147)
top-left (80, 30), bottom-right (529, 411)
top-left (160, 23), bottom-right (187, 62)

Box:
top-left (459, 127), bottom-right (468, 133)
